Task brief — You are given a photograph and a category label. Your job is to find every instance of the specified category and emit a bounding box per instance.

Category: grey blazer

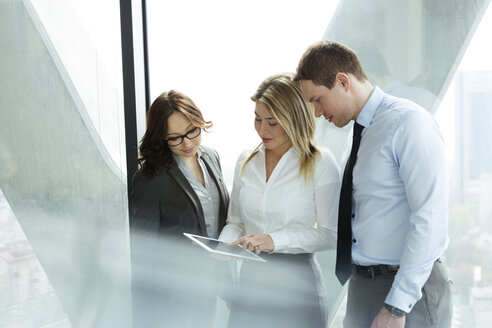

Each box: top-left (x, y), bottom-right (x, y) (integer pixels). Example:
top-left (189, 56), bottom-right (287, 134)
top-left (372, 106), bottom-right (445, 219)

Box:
top-left (130, 146), bottom-right (229, 238)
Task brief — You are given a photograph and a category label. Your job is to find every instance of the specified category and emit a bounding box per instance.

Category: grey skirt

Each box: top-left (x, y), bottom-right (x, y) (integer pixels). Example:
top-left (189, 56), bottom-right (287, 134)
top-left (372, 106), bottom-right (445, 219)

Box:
top-left (228, 253), bottom-right (328, 328)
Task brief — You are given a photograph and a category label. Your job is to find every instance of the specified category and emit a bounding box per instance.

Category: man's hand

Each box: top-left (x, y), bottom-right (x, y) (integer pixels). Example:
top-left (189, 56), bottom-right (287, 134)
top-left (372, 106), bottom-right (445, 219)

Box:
top-left (370, 306), bottom-right (405, 328)
top-left (230, 233), bottom-right (274, 254)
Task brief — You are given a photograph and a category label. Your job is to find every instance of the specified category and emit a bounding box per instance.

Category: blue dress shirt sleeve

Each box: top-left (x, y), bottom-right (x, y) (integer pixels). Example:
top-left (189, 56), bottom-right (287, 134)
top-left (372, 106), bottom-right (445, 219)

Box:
top-left (385, 110), bottom-right (449, 311)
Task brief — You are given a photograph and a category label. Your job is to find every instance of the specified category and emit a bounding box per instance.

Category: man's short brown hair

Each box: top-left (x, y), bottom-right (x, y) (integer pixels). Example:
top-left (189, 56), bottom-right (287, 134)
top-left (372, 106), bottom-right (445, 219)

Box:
top-left (294, 40), bottom-right (368, 89)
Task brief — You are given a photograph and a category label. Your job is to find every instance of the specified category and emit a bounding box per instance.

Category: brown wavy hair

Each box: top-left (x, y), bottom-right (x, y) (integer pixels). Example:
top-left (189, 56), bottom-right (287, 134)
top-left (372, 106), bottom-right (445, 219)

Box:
top-left (138, 90), bottom-right (212, 177)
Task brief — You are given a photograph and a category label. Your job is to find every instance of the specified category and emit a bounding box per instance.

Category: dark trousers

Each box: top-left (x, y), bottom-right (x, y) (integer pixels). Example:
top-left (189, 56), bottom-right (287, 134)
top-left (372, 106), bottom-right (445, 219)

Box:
top-left (344, 259), bottom-right (453, 328)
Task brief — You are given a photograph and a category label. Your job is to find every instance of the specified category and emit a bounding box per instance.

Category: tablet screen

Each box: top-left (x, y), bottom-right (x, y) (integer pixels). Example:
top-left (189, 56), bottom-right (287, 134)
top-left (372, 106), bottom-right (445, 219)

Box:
top-left (183, 233), bottom-right (266, 262)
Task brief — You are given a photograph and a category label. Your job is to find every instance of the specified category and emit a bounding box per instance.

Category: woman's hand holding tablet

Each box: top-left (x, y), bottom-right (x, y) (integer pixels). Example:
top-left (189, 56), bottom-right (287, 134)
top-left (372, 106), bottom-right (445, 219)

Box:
top-left (183, 233), bottom-right (267, 262)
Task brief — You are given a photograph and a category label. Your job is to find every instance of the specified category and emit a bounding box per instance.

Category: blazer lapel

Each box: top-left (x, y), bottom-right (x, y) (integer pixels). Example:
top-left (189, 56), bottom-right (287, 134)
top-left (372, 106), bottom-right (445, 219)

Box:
top-left (167, 164), bottom-right (208, 236)
top-left (201, 152), bottom-right (228, 229)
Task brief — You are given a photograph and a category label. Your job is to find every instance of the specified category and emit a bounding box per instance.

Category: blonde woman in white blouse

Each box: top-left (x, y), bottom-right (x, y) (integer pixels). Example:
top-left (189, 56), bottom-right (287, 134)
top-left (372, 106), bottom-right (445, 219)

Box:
top-left (219, 73), bottom-right (341, 328)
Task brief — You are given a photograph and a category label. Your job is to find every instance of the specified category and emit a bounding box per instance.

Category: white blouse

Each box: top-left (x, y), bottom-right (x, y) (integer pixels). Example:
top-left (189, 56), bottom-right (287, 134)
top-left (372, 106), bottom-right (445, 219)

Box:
top-left (219, 145), bottom-right (341, 254)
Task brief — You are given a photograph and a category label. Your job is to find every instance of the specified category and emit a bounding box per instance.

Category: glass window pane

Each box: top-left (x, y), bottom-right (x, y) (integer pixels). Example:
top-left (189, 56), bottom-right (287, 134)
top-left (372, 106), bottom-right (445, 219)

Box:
top-left (435, 4), bottom-right (492, 326)
top-left (0, 0), bottom-right (131, 327)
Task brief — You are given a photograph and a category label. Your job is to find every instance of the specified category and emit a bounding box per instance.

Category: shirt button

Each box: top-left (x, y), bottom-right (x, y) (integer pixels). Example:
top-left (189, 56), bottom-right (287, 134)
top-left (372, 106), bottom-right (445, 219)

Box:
top-left (409, 304), bottom-right (412, 309)
top-left (352, 239), bottom-right (356, 243)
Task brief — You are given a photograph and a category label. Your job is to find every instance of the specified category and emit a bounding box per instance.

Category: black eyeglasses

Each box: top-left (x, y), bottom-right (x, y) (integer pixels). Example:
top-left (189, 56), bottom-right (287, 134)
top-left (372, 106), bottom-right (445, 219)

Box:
top-left (165, 127), bottom-right (201, 147)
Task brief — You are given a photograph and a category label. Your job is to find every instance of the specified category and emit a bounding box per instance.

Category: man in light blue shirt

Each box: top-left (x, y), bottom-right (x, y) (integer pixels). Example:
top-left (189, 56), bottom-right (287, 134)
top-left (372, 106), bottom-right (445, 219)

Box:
top-left (295, 41), bottom-right (452, 328)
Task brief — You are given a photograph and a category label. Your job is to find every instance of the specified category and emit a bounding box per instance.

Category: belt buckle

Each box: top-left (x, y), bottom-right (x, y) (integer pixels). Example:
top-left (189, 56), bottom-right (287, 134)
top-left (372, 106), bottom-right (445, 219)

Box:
top-left (353, 264), bottom-right (381, 278)
top-left (359, 266), bottom-right (376, 278)
top-left (382, 265), bottom-right (399, 276)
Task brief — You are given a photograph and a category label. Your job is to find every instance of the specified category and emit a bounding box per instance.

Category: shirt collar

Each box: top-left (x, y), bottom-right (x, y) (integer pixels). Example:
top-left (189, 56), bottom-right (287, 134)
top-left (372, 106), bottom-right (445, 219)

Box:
top-left (172, 145), bottom-right (204, 164)
top-left (258, 143), bottom-right (296, 157)
top-left (356, 86), bottom-right (384, 128)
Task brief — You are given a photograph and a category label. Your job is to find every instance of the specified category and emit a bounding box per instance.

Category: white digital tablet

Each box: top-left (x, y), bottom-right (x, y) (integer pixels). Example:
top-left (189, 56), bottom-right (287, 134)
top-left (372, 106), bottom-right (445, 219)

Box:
top-left (183, 233), bottom-right (267, 262)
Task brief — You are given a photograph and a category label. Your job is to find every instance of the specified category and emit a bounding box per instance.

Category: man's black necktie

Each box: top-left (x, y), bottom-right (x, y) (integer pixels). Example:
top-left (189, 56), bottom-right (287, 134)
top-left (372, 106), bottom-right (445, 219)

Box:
top-left (335, 122), bottom-right (364, 285)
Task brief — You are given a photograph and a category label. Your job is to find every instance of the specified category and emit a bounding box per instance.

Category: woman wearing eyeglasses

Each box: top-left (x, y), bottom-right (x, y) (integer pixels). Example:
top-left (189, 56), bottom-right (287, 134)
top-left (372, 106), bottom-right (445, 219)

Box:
top-left (130, 90), bottom-right (229, 328)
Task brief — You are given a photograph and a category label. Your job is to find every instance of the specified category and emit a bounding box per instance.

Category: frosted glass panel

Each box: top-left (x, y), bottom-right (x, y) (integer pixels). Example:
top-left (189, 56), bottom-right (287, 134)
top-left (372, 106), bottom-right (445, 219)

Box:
top-left (0, 0), bottom-right (131, 327)
top-left (0, 188), bottom-right (70, 327)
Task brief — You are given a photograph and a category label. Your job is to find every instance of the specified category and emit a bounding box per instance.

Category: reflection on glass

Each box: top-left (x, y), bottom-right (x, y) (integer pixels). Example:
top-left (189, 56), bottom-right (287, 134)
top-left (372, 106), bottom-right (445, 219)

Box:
top-left (0, 0), bottom-right (130, 327)
top-left (29, 0), bottom-right (126, 173)
top-left (433, 4), bottom-right (492, 326)
top-left (354, 46), bottom-right (437, 110)
top-left (438, 70), bottom-right (492, 326)
top-left (0, 189), bottom-right (71, 328)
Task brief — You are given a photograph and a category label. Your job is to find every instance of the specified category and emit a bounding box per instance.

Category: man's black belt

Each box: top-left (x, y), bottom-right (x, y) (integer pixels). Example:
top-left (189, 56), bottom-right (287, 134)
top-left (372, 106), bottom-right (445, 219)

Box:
top-left (352, 263), bottom-right (400, 278)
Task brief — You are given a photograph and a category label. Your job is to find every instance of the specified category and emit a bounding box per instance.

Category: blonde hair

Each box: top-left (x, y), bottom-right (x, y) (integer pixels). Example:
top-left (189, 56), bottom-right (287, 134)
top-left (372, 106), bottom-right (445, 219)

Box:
top-left (242, 73), bottom-right (320, 181)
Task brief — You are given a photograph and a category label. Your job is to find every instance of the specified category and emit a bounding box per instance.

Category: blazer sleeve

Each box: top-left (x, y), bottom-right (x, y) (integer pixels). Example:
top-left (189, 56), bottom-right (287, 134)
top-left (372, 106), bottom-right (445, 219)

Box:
top-left (130, 171), bottom-right (161, 256)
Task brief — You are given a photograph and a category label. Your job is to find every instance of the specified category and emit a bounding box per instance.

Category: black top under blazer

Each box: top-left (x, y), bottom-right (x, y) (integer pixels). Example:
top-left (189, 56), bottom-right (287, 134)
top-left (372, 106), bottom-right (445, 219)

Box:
top-left (130, 146), bottom-right (229, 238)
